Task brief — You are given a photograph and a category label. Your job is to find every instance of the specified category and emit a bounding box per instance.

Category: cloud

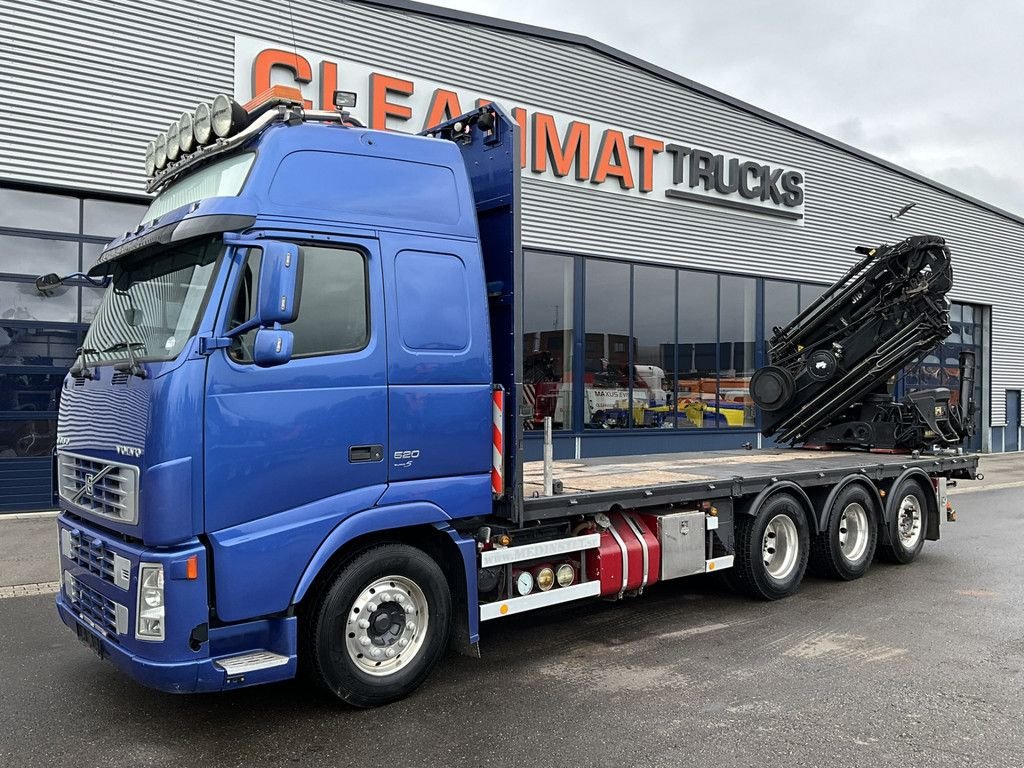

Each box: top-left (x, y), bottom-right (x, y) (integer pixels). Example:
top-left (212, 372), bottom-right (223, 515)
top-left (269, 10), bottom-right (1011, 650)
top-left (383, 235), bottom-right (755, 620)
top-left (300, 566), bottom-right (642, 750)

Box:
top-left (427, 0), bottom-right (1024, 216)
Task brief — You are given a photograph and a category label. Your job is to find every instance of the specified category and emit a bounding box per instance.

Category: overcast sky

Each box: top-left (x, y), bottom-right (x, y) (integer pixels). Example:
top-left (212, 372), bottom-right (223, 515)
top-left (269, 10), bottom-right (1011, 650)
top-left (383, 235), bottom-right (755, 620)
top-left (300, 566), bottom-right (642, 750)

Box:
top-left (426, 0), bottom-right (1024, 217)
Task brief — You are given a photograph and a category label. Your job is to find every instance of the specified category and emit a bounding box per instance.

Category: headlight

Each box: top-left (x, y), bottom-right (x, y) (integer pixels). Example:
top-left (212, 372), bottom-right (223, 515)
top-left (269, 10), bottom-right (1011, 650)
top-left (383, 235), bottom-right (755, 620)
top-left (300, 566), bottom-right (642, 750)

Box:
top-left (556, 563), bottom-right (575, 587)
top-left (194, 103), bottom-right (213, 145)
top-left (136, 563), bottom-right (165, 641)
top-left (178, 110), bottom-right (195, 154)
top-left (211, 93), bottom-right (248, 138)
top-left (165, 120), bottom-right (181, 161)
top-left (144, 141), bottom-right (156, 176)
top-left (154, 132), bottom-right (168, 170)
top-left (535, 566), bottom-right (555, 592)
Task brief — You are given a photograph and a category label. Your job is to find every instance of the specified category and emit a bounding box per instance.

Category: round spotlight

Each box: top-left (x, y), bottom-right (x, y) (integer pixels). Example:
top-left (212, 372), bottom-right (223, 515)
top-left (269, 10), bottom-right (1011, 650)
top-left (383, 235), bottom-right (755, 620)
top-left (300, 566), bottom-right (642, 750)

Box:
top-left (211, 93), bottom-right (249, 138)
top-left (535, 566), bottom-right (555, 592)
top-left (154, 132), bottom-right (169, 170)
top-left (165, 120), bottom-right (181, 161)
top-left (144, 141), bottom-right (156, 176)
top-left (178, 110), bottom-right (195, 154)
top-left (556, 563), bottom-right (575, 588)
top-left (194, 103), bottom-right (214, 145)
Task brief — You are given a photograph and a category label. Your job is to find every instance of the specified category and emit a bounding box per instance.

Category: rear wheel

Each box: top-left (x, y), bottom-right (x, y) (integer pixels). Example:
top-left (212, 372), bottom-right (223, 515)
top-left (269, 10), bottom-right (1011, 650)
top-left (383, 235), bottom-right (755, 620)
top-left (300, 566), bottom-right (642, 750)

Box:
top-left (729, 492), bottom-right (810, 600)
top-left (880, 479), bottom-right (928, 564)
top-left (303, 543), bottom-right (451, 707)
top-left (809, 484), bottom-right (879, 580)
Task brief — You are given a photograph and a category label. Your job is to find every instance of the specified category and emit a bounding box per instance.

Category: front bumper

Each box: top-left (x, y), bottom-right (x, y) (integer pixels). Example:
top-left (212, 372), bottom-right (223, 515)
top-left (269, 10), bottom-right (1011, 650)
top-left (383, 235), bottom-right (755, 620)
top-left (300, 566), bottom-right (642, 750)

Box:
top-left (56, 513), bottom-right (297, 693)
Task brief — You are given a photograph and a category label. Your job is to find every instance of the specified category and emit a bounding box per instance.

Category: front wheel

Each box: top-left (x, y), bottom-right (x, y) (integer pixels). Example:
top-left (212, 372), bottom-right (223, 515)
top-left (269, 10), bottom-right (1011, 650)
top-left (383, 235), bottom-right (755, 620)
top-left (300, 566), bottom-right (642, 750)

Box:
top-left (728, 492), bottom-right (810, 600)
top-left (303, 543), bottom-right (451, 707)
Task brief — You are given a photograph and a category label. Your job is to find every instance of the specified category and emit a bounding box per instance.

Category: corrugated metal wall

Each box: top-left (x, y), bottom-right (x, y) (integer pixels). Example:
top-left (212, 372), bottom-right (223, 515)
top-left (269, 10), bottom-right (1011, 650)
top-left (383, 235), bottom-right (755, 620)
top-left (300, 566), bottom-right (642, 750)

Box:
top-left (2, 0), bottom-right (1022, 429)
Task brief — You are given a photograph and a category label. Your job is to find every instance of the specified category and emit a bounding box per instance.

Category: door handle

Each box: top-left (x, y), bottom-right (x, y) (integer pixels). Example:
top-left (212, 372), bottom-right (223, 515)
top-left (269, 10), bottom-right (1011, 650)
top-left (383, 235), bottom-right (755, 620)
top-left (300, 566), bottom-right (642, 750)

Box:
top-left (349, 444), bottom-right (384, 463)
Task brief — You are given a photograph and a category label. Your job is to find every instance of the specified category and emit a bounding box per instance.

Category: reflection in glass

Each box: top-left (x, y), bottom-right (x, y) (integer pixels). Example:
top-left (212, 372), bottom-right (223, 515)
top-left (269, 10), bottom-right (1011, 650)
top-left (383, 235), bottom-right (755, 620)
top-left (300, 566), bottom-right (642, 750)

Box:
top-left (0, 188), bottom-right (79, 233)
top-left (0, 234), bottom-right (79, 277)
top-left (584, 260), bottom-right (630, 428)
top-left (0, 324), bottom-right (83, 368)
top-left (764, 280), bottom-right (798, 342)
top-left (523, 252), bottom-right (573, 430)
top-left (0, 281), bottom-right (79, 323)
top-left (719, 275), bottom-right (756, 427)
top-left (632, 265), bottom-right (676, 428)
top-left (83, 199), bottom-right (147, 238)
top-left (677, 271), bottom-right (718, 428)
top-left (0, 419), bottom-right (56, 458)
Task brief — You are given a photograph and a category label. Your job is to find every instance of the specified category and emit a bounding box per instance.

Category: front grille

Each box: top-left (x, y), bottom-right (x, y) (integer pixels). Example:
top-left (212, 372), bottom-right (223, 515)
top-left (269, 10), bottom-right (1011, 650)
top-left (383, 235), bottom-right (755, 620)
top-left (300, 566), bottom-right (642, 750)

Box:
top-left (61, 528), bottom-right (131, 590)
top-left (57, 452), bottom-right (139, 525)
top-left (64, 573), bottom-right (128, 639)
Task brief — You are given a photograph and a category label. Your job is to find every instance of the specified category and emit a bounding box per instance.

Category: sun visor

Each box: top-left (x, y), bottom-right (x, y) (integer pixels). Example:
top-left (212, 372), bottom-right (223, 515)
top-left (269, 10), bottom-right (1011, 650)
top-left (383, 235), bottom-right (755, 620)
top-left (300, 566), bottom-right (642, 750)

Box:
top-left (88, 197), bottom-right (258, 275)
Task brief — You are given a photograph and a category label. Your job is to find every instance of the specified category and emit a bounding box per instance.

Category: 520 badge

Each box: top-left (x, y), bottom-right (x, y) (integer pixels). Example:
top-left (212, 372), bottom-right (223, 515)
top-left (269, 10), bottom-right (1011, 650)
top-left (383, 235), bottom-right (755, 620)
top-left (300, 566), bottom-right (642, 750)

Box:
top-left (393, 449), bottom-right (420, 468)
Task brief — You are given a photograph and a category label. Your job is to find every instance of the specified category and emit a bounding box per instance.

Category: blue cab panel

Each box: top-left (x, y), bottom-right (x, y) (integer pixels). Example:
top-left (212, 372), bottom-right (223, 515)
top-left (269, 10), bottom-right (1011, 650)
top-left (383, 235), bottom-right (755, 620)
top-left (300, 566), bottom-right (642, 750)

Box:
top-left (55, 105), bottom-right (521, 690)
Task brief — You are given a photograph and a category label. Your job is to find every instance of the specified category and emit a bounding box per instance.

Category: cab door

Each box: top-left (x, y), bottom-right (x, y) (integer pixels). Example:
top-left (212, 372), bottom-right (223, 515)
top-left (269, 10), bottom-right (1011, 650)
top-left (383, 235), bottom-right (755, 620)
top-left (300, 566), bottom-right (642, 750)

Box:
top-left (202, 236), bottom-right (388, 612)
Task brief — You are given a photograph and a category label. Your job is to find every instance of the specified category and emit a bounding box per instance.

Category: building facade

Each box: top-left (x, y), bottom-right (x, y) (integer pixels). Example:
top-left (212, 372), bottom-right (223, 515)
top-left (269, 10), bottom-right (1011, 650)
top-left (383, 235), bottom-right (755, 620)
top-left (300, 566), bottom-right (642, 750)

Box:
top-left (1, 0), bottom-right (1020, 512)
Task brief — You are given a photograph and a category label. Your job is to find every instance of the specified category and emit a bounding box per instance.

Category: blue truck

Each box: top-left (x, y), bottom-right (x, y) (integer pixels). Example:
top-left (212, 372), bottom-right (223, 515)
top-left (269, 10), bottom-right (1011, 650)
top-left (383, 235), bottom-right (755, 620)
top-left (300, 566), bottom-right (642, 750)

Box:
top-left (47, 87), bottom-right (979, 706)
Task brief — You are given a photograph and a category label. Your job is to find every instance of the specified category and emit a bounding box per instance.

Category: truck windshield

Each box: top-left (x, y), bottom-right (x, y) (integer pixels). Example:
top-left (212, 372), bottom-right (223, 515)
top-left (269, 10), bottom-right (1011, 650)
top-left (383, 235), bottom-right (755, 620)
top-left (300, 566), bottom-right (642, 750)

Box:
top-left (142, 152), bottom-right (254, 224)
top-left (83, 238), bottom-right (221, 365)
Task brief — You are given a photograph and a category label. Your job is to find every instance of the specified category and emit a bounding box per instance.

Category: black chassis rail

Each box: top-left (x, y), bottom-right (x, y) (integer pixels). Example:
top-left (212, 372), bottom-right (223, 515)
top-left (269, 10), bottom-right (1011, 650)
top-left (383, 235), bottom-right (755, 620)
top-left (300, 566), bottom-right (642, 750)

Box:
top-left (519, 454), bottom-right (979, 521)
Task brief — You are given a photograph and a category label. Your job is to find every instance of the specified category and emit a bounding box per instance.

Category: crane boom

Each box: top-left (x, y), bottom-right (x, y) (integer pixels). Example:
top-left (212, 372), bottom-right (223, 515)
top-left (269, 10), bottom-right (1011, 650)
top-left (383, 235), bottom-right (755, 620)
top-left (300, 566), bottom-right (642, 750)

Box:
top-left (751, 235), bottom-right (975, 451)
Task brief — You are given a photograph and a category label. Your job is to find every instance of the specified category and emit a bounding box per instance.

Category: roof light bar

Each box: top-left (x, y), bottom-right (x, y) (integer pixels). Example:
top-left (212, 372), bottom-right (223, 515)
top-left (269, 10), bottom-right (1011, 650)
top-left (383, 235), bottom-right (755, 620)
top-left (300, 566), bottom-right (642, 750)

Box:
top-left (194, 102), bottom-right (214, 146)
top-left (144, 87), bottom-right (350, 184)
top-left (178, 111), bottom-right (195, 154)
top-left (211, 94), bottom-right (249, 138)
top-left (165, 120), bottom-right (181, 161)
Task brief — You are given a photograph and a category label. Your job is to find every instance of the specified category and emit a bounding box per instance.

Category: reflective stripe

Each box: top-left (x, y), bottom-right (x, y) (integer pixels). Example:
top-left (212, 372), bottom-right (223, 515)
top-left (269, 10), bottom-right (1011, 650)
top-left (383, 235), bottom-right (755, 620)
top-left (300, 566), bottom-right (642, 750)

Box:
top-left (491, 387), bottom-right (504, 496)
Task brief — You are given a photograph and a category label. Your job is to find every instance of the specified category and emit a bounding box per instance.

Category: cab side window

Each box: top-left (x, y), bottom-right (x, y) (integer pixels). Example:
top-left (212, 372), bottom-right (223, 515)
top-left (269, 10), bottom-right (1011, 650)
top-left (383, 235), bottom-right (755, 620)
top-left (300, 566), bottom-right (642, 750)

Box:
top-left (229, 244), bottom-right (369, 363)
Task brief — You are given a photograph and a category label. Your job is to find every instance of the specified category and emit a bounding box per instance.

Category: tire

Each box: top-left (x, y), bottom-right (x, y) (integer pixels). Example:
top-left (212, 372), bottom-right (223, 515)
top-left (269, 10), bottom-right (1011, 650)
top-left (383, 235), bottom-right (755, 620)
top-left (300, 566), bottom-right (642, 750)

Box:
top-left (809, 484), bottom-right (879, 580)
top-left (302, 543), bottom-right (452, 707)
top-left (728, 492), bottom-right (810, 600)
top-left (879, 479), bottom-right (929, 564)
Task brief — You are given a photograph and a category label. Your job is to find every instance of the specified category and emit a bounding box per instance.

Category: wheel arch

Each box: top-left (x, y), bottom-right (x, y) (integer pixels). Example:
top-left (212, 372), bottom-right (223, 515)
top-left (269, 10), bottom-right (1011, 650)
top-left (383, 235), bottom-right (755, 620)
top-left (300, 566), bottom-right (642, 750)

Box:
top-left (738, 480), bottom-right (816, 533)
top-left (813, 474), bottom-right (884, 534)
top-left (292, 503), bottom-right (479, 652)
top-left (880, 468), bottom-right (938, 545)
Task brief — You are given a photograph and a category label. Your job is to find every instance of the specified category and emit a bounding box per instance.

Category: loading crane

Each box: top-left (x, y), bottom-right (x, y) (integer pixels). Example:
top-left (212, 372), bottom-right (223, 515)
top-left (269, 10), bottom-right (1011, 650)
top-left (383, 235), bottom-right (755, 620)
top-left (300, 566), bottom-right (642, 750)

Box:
top-left (751, 235), bottom-right (975, 451)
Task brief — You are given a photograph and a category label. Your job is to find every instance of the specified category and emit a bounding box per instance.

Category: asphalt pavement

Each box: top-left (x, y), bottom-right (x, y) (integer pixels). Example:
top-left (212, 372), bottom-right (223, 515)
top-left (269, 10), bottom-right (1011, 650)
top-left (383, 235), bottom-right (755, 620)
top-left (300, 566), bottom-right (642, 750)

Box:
top-left (1, 465), bottom-right (1023, 767)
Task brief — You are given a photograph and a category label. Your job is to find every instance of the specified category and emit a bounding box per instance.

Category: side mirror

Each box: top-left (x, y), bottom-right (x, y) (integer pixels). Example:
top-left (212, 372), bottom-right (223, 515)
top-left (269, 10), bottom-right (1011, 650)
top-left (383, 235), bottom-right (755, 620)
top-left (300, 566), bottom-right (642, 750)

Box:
top-left (35, 273), bottom-right (63, 293)
top-left (253, 329), bottom-right (294, 368)
top-left (255, 241), bottom-right (301, 326)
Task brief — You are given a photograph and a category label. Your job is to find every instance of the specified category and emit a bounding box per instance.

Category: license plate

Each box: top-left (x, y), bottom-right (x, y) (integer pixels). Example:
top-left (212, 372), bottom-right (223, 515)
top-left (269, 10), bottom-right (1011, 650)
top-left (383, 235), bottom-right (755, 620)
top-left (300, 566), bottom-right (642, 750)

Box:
top-left (76, 623), bottom-right (105, 659)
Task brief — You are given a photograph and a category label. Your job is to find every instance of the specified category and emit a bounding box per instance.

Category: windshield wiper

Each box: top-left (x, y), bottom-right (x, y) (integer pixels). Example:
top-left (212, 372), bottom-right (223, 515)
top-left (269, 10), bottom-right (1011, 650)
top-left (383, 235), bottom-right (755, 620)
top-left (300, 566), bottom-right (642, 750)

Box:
top-left (102, 341), bottom-right (148, 379)
top-left (70, 347), bottom-right (97, 380)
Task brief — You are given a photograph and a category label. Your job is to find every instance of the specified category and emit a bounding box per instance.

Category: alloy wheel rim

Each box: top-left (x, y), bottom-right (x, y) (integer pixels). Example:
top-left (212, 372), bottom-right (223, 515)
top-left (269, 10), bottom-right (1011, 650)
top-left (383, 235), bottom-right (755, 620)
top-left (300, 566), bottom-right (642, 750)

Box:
top-left (762, 513), bottom-right (800, 580)
top-left (838, 502), bottom-right (870, 563)
top-left (344, 575), bottom-right (429, 676)
top-left (897, 494), bottom-right (923, 548)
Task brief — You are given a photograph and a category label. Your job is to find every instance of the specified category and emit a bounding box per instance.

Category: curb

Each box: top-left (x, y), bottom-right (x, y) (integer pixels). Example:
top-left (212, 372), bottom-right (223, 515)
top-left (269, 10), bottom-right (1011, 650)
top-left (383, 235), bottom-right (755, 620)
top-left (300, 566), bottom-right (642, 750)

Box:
top-left (0, 511), bottom-right (59, 521)
top-left (0, 582), bottom-right (60, 599)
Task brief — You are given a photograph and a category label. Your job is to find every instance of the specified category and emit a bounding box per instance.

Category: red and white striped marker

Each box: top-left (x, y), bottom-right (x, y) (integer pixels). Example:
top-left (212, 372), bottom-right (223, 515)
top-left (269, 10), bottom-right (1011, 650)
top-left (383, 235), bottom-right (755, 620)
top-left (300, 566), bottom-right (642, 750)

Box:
top-left (492, 387), bottom-right (505, 496)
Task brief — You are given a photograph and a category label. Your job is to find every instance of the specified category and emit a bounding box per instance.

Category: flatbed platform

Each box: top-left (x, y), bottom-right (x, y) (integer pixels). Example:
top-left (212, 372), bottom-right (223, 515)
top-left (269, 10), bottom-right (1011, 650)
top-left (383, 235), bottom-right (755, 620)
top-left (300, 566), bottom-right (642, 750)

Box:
top-left (520, 448), bottom-right (978, 521)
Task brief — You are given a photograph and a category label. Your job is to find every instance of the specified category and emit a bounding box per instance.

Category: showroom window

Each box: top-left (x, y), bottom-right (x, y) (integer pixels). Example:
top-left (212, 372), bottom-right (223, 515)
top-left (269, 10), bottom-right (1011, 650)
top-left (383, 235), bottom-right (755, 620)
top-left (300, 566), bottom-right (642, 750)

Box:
top-left (0, 185), bottom-right (148, 513)
top-left (523, 251), bottom-right (574, 430)
top-left (584, 259), bottom-right (630, 428)
top-left (677, 270), bottom-right (718, 428)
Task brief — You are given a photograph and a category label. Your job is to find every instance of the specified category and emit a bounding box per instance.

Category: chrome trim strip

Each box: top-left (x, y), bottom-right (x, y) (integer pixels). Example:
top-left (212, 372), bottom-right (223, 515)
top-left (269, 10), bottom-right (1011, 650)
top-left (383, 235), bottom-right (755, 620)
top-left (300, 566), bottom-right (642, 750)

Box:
top-left (606, 519), bottom-right (630, 600)
top-left (622, 513), bottom-right (650, 591)
top-left (481, 533), bottom-right (601, 567)
top-left (480, 580), bottom-right (601, 621)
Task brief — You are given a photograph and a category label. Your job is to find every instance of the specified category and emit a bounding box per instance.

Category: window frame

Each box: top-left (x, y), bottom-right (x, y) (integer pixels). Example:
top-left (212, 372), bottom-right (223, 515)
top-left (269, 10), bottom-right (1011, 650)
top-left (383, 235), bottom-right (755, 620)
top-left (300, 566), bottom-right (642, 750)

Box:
top-left (227, 240), bottom-right (372, 365)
